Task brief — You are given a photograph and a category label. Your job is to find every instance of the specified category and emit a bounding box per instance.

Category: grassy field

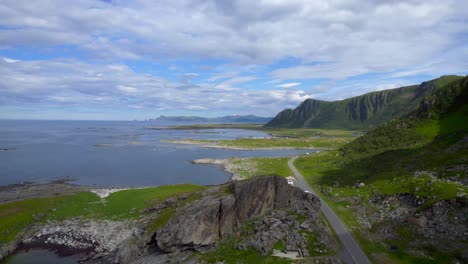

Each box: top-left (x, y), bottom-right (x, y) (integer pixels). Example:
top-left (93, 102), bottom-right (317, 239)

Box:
top-left (293, 111), bottom-right (468, 263)
top-left (199, 238), bottom-right (291, 264)
top-left (294, 150), bottom-right (467, 264)
top-left (292, 76), bottom-right (468, 262)
top-left (153, 123), bottom-right (264, 130)
top-left (226, 157), bottom-right (294, 179)
top-left (168, 128), bottom-right (357, 150)
top-left (264, 128), bottom-right (360, 138)
top-left (0, 184), bottom-right (205, 243)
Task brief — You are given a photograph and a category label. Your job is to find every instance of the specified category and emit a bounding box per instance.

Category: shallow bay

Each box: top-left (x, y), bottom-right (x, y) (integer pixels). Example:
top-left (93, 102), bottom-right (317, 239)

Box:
top-left (0, 120), bottom-right (308, 187)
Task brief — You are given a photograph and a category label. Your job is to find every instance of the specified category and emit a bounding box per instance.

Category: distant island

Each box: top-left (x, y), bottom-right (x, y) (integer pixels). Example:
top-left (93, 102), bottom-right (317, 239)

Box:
top-left (152, 114), bottom-right (273, 124)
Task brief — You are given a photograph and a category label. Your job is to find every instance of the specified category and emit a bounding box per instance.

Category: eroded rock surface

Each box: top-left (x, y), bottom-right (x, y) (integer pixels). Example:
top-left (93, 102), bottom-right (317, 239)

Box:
top-left (1, 176), bottom-right (330, 263)
top-left (149, 175), bottom-right (326, 262)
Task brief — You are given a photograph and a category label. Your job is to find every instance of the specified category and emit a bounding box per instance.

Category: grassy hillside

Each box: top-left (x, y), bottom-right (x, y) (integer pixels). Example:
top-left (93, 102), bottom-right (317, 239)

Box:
top-left (0, 184), bottom-right (204, 243)
top-left (266, 75), bottom-right (463, 129)
top-left (294, 76), bottom-right (468, 263)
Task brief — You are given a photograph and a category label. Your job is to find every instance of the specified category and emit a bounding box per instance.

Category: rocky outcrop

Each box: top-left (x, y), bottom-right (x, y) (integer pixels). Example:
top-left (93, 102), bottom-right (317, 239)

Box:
top-left (152, 176), bottom-right (323, 256)
top-left (358, 193), bottom-right (468, 262)
top-left (18, 219), bottom-right (139, 262)
top-left (1, 176), bottom-right (328, 263)
top-left (231, 175), bottom-right (320, 222)
top-left (237, 209), bottom-right (337, 256)
top-left (155, 196), bottom-right (233, 252)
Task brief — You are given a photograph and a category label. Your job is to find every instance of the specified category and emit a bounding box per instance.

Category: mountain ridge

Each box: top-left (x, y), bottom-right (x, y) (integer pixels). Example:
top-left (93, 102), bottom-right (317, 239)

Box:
top-left (265, 75), bottom-right (464, 129)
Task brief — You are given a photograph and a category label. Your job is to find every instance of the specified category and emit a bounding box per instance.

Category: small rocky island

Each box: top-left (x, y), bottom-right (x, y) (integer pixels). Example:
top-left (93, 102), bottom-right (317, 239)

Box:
top-left (0, 176), bottom-right (338, 263)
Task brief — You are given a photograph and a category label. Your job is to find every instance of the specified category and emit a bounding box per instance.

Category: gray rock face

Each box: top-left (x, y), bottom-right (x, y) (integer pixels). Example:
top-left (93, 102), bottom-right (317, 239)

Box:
top-left (231, 175), bottom-right (320, 222)
top-left (156, 197), bottom-right (223, 252)
top-left (237, 209), bottom-right (337, 256)
top-left (0, 176), bottom-right (325, 264)
top-left (153, 176), bottom-right (322, 254)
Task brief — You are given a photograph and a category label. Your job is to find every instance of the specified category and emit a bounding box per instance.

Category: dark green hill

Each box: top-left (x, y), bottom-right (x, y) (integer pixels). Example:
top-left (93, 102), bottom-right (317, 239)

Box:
top-left (341, 76), bottom-right (468, 159)
top-left (295, 76), bottom-right (468, 263)
top-left (265, 75), bottom-right (463, 129)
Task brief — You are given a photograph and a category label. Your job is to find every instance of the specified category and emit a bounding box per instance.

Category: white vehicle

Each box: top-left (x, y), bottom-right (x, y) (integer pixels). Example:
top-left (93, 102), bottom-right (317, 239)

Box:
top-left (304, 190), bottom-right (311, 194)
top-left (287, 179), bottom-right (294, 186)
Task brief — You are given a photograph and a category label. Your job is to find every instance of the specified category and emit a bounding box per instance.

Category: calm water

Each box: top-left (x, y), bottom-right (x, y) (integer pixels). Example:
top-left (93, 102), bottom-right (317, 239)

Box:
top-left (0, 120), bottom-right (313, 263)
top-left (0, 120), bottom-right (309, 187)
top-left (2, 249), bottom-right (85, 264)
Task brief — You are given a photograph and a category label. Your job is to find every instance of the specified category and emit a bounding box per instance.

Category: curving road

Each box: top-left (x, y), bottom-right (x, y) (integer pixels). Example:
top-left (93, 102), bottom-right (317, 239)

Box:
top-left (288, 157), bottom-right (371, 264)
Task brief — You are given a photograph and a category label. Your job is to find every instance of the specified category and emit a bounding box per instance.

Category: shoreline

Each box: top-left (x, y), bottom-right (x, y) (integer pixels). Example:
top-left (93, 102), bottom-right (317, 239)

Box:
top-left (0, 181), bottom-right (160, 204)
top-left (164, 139), bottom-right (326, 150)
top-left (192, 158), bottom-right (242, 181)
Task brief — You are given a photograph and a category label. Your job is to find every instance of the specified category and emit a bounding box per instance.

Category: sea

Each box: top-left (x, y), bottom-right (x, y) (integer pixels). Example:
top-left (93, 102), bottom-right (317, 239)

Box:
top-left (0, 120), bottom-right (310, 187)
top-left (0, 120), bottom-right (312, 263)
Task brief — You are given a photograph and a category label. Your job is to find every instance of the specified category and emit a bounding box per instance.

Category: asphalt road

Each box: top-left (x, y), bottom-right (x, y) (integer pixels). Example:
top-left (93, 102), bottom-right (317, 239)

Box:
top-left (288, 157), bottom-right (371, 264)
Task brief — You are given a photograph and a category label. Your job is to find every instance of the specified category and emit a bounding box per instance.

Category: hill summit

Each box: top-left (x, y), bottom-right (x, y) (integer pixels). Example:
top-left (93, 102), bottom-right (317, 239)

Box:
top-left (265, 75), bottom-right (463, 129)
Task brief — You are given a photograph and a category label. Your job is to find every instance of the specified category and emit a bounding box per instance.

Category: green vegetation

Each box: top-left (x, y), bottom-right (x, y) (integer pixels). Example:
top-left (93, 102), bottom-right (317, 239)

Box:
top-left (0, 184), bottom-right (205, 243)
top-left (199, 238), bottom-right (291, 264)
top-left (266, 75), bottom-right (463, 129)
top-left (227, 157), bottom-right (294, 179)
top-left (294, 77), bottom-right (468, 263)
top-left (220, 136), bottom-right (352, 149)
top-left (145, 192), bottom-right (204, 234)
top-left (159, 123), bottom-right (263, 130)
top-left (171, 128), bottom-right (356, 150)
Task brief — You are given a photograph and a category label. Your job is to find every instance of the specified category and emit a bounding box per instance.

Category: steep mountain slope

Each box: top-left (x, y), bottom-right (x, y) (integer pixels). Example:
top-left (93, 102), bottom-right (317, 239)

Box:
top-left (295, 76), bottom-right (468, 263)
top-left (265, 75), bottom-right (463, 129)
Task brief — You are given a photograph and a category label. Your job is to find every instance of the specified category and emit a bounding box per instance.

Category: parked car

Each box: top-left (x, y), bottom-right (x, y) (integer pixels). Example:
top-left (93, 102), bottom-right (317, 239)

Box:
top-left (287, 179), bottom-right (294, 186)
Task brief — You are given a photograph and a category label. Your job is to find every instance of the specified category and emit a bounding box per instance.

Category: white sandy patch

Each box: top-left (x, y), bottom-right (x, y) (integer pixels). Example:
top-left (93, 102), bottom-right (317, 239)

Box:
top-left (90, 188), bottom-right (131, 198)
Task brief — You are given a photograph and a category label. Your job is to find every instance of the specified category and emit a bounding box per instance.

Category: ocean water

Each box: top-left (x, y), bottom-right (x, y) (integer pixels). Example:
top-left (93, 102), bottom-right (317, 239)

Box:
top-left (0, 120), bottom-right (310, 187)
top-left (1, 249), bottom-right (85, 264)
top-left (0, 120), bottom-right (313, 263)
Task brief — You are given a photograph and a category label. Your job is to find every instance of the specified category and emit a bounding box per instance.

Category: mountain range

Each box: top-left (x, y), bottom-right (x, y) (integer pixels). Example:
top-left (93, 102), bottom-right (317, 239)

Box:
top-left (265, 75), bottom-right (464, 129)
top-left (153, 115), bottom-right (273, 124)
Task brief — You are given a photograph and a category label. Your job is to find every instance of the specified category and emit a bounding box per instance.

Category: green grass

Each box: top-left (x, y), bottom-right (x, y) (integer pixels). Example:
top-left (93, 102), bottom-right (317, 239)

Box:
top-left (145, 191), bottom-right (205, 234)
top-left (146, 207), bottom-right (176, 235)
top-left (199, 238), bottom-right (291, 264)
top-left (228, 157), bottom-right (294, 179)
top-left (0, 184), bottom-right (205, 244)
top-left (293, 133), bottom-right (467, 264)
top-left (176, 135), bottom-right (354, 150)
top-left (161, 124), bottom-right (264, 130)
top-left (167, 128), bottom-right (356, 149)
top-left (220, 136), bottom-right (353, 149)
top-left (263, 128), bottom-right (358, 138)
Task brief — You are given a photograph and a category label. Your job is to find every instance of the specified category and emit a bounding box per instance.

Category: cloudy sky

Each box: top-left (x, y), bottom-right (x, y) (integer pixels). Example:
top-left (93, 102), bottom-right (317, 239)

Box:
top-left (1, 0), bottom-right (467, 120)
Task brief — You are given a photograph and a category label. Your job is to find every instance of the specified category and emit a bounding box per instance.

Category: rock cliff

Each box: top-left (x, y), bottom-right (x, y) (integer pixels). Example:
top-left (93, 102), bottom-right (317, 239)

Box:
top-left (2, 176), bottom-right (334, 263)
top-left (151, 176), bottom-right (323, 255)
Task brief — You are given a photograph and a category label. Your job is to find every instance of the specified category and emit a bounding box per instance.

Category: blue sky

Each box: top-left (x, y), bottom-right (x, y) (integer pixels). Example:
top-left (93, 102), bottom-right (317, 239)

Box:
top-left (0, 0), bottom-right (467, 120)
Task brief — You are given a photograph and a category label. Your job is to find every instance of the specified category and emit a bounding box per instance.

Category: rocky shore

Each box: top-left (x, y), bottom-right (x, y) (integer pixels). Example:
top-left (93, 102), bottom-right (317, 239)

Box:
top-left (0, 182), bottom-right (88, 204)
top-left (164, 139), bottom-right (319, 150)
top-left (192, 158), bottom-right (244, 180)
top-left (0, 176), bottom-right (339, 263)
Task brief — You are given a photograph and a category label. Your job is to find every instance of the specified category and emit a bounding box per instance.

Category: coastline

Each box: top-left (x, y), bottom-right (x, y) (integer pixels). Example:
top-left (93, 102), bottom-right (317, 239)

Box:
top-left (192, 158), bottom-right (242, 181)
top-left (164, 139), bottom-right (325, 150)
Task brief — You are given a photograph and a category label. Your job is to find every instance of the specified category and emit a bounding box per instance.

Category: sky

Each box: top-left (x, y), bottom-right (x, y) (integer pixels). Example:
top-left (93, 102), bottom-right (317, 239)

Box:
top-left (0, 0), bottom-right (467, 120)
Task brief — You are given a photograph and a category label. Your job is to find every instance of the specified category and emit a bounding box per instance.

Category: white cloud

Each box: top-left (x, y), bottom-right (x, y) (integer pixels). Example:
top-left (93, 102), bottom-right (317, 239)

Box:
top-left (0, 0), bottom-right (467, 118)
top-left (117, 85), bottom-right (138, 94)
top-left (0, 58), bottom-right (313, 116)
top-left (3, 57), bottom-right (19, 63)
top-left (275, 82), bottom-right (301, 88)
top-left (0, 0), bottom-right (466, 69)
